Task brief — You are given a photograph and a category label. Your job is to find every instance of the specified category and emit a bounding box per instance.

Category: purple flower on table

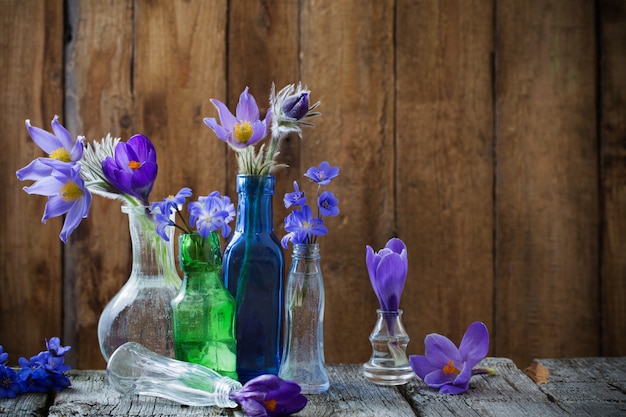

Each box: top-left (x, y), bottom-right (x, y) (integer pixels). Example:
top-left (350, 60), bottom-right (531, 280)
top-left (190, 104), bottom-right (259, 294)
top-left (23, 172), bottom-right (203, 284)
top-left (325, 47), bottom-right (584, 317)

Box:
top-left (281, 205), bottom-right (328, 248)
top-left (318, 191), bottom-right (339, 217)
top-left (101, 134), bottom-right (158, 203)
top-left (410, 322), bottom-right (491, 395)
top-left (0, 365), bottom-right (26, 398)
top-left (46, 337), bottom-right (72, 358)
top-left (304, 161), bottom-right (339, 186)
top-left (204, 87), bottom-right (270, 150)
top-left (366, 238), bottom-right (408, 312)
top-left (0, 346), bottom-right (7, 365)
top-left (283, 181), bottom-right (307, 209)
top-left (22, 164), bottom-right (92, 243)
top-left (229, 374), bottom-right (308, 417)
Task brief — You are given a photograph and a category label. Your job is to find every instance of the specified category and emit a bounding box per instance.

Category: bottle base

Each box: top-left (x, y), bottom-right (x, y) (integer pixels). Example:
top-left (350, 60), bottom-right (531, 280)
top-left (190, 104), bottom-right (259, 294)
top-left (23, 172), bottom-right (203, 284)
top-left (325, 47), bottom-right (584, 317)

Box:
top-left (362, 362), bottom-right (415, 386)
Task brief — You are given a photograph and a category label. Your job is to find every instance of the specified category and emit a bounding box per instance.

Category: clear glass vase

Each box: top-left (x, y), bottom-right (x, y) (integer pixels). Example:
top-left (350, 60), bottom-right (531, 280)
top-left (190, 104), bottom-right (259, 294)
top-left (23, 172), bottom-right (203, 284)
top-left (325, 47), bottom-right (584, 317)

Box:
top-left (171, 231), bottom-right (237, 379)
top-left (107, 342), bottom-right (241, 407)
top-left (223, 175), bottom-right (284, 382)
top-left (97, 206), bottom-right (181, 362)
top-left (279, 243), bottom-right (329, 394)
top-left (362, 309), bottom-right (414, 385)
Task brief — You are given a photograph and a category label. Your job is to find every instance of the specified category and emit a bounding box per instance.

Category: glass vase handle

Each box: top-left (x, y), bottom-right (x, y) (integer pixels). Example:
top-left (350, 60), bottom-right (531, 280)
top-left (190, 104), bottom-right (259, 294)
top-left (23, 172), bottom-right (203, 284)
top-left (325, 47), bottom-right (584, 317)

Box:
top-left (107, 342), bottom-right (241, 407)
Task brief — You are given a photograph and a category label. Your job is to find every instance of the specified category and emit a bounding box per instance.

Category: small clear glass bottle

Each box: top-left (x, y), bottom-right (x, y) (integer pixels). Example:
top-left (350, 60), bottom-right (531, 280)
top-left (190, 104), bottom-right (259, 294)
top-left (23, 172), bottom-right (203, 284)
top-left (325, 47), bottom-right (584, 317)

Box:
top-left (279, 243), bottom-right (329, 394)
top-left (363, 309), bottom-right (414, 385)
top-left (107, 342), bottom-right (241, 407)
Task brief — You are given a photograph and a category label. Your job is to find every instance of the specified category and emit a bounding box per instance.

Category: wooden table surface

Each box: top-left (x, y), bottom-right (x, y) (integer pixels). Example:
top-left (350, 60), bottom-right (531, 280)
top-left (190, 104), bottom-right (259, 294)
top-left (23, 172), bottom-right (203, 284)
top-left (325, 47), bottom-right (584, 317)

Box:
top-left (1, 357), bottom-right (624, 416)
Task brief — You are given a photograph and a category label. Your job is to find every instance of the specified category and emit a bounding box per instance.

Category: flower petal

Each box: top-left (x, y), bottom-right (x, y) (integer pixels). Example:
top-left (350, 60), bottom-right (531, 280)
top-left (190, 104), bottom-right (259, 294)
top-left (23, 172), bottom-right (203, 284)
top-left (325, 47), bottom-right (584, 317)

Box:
top-left (235, 87), bottom-right (260, 122)
top-left (51, 115), bottom-right (74, 150)
top-left (385, 237), bottom-right (407, 255)
top-left (458, 321), bottom-right (489, 367)
top-left (26, 120), bottom-right (61, 154)
top-left (423, 333), bottom-right (462, 367)
top-left (439, 382), bottom-right (469, 395)
top-left (374, 251), bottom-right (407, 311)
top-left (210, 98), bottom-right (237, 130)
top-left (409, 354), bottom-right (438, 380)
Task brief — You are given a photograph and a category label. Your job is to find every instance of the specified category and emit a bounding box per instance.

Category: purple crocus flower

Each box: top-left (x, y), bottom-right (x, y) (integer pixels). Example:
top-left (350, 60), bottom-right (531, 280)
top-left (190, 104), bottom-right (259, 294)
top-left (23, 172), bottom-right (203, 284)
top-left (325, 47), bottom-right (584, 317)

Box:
top-left (229, 374), bottom-right (308, 417)
top-left (22, 164), bottom-right (92, 243)
top-left (101, 134), bottom-right (158, 203)
top-left (204, 87), bottom-right (270, 150)
top-left (410, 322), bottom-right (490, 395)
top-left (366, 238), bottom-right (408, 312)
top-left (304, 161), bottom-right (339, 186)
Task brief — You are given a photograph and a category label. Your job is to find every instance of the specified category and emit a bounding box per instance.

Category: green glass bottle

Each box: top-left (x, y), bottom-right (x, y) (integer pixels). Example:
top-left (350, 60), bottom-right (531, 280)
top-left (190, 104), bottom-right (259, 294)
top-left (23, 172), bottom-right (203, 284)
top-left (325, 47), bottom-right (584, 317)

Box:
top-left (171, 231), bottom-right (237, 380)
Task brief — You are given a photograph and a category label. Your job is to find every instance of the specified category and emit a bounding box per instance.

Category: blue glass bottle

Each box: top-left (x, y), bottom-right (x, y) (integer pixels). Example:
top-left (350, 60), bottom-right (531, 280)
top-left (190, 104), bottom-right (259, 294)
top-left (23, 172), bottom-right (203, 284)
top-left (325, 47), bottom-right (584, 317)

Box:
top-left (223, 175), bottom-right (284, 382)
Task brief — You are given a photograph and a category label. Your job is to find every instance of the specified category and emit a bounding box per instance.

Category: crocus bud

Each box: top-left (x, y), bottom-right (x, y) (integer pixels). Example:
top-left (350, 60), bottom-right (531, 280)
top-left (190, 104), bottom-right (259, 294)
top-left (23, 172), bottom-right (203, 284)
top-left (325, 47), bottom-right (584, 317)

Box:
top-left (281, 92), bottom-right (309, 120)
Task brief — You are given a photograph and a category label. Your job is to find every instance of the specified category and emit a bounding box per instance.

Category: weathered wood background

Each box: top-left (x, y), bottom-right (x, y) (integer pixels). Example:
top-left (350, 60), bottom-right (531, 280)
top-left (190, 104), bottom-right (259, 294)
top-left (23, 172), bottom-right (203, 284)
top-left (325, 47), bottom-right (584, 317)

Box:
top-left (1, 0), bottom-right (624, 370)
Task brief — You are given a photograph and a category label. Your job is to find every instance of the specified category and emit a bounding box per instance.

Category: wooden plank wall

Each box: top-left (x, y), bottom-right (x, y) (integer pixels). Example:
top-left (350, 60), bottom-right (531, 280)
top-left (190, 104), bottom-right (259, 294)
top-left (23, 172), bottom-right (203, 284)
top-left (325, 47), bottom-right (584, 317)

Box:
top-left (1, 0), bottom-right (624, 370)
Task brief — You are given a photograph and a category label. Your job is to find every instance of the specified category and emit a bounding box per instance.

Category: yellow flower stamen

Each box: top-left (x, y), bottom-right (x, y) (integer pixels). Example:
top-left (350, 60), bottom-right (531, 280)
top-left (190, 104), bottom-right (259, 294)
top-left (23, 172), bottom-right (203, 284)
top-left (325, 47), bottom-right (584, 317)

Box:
top-left (60, 180), bottom-right (83, 202)
top-left (49, 148), bottom-right (71, 162)
top-left (443, 360), bottom-right (461, 375)
top-left (128, 160), bottom-right (141, 170)
top-left (233, 121), bottom-right (253, 143)
top-left (263, 399), bottom-right (277, 412)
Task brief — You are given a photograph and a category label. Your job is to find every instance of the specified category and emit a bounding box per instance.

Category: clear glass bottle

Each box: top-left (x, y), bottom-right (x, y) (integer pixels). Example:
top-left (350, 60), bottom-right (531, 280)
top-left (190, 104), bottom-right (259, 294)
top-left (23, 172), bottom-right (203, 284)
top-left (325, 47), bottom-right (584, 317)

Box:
top-left (98, 206), bottom-right (181, 362)
top-left (171, 231), bottom-right (237, 379)
top-left (363, 309), bottom-right (414, 385)
top-left (279, 243), bottom-right (329, 393)
top-left (222, 175), bottom-right (284, 383)
top-left (107, 342), bottom-right (241, 407)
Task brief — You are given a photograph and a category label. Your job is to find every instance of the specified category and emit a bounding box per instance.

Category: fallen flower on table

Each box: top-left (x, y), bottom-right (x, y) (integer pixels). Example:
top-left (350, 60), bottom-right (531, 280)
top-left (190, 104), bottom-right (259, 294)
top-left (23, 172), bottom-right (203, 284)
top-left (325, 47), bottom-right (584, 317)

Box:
top-left (229, 374), bottom-right (308, 417)
top-left (0, 337), bottom-right (72, 399)
top-left (409, 321), bottom-right (495, 394)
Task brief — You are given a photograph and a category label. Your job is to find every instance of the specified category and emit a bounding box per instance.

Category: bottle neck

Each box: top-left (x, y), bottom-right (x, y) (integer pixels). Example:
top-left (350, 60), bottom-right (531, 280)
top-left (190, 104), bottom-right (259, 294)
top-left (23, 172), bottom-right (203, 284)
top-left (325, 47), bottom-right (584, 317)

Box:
top-left (290, 243), bottom-right (321, 274)
top-left (178, 232), bottom-right (224, 289)
top-left (234, 175), bottom-right (275, 234)
top-left (124, 206), bottom-right (177, 280)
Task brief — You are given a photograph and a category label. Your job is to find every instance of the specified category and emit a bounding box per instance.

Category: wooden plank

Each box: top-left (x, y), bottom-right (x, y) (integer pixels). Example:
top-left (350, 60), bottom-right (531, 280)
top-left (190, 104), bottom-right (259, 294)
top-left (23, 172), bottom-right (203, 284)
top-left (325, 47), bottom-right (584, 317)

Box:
top-left (0, 0), bottom-right (64, 359)
top-left (599, 0), bottom-right (626, 357)
top-left (395, 0), bottom-right (495, 352)
top-left (494, 0), bottom-right (599, 366)
top-left (304, 364), bottom-right (417, 416)
top-left (48, 370), bottom-right (233, 416)
top-left (299, 0), bottom-right (396, 363)
top-left (534, 358), bottom-right (626, 416)
top-left (226, 0), bottom-right (301, 221)
top-left (134, 0), bottom-right (228, 199)
top-left (0, 391), bottom-right (49, 416)
top-left (400, 358), bottom-right (567, 416)
top-left (63, 0), bottom-right (135, 370)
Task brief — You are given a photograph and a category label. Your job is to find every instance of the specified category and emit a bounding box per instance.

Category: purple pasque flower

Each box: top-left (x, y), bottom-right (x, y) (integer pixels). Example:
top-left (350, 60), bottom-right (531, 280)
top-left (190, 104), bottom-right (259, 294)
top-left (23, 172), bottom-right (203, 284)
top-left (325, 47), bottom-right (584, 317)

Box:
top-left (280, 205), bottom-right (328, 248)
top-left (283, 181), bottom-right (307, 209)
top-left (17, 116), bottom-right (85, 182)
top-left (204, 87), bottom-right (270, 150)
top-left (318, 191), bottom-right (339, 217)
top-left (270, 83), bottom-right (320, 139)
top-left (366, 238), bottom-right (408, 312)
top-left (101, 134), bottom-right (158, 203)
top-left (281, 90), bottom-right (309, 121)
top-left (188, 192), bottom-right (235, 238)
top-left (229, 374), bottom-right (308, 417)
top-left (410, 322), bottom-right (490, 395)
top-left (22, 164), bottom-right (92, 243)
top-left (304, 161), bottom-right (339, 186)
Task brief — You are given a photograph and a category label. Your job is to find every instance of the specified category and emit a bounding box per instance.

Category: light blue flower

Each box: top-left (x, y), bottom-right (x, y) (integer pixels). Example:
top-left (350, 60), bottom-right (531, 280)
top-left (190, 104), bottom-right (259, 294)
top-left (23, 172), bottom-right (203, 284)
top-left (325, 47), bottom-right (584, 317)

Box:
top-left (283, 181), bottom-right (307, 209)
top-left (318, 191), bottom-right (339, 217)
top-left (304, 161), bottom-right (339, 185)
top-left (281, 205), bottom-right (327, 248)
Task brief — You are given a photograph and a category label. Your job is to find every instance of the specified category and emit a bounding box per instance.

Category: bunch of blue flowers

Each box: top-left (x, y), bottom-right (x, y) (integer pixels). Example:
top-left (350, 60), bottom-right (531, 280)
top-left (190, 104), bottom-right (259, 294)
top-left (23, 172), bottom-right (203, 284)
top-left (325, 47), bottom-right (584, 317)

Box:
top-left (151, 188), bottom-right (235, 241)
top-left (0, 337), bottom-right (72, 399)
top-left (280, 161), bottom-right (340, 248)
top-left (16, 116), bottom-right (159, 242)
